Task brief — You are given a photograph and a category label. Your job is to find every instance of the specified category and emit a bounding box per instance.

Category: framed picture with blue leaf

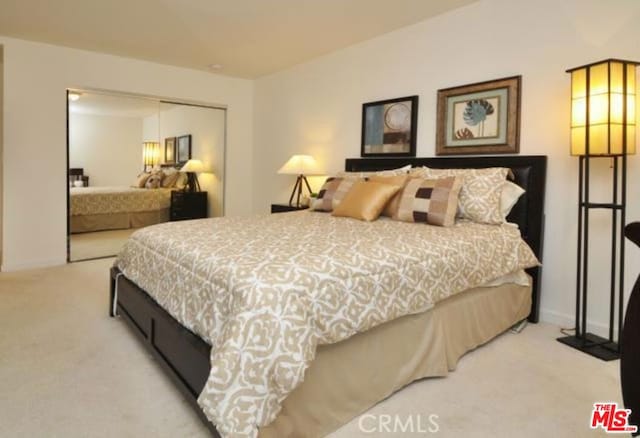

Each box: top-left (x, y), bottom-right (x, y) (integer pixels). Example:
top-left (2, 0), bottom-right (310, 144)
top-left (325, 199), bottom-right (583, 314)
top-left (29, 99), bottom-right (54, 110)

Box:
top-left (361, 95), bottom-right (418, 157)
top-left (436, 76), bottom-right (521, 155)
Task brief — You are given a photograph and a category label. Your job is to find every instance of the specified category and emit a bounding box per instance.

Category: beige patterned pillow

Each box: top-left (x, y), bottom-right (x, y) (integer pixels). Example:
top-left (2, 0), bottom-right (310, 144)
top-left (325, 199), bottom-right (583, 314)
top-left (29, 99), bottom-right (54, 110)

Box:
top-left (311, 177), bottom-right (359, 212)
top-left (145, 173), bottom-right (163, 189)
top-left (412, 167), bottom-right (509, 224)
top-left (394, 176), bottom-right (462, 227)
top-left (336, 164), bottom-right (411, 178)
top-left (132, 172), bottom-right (151, 188)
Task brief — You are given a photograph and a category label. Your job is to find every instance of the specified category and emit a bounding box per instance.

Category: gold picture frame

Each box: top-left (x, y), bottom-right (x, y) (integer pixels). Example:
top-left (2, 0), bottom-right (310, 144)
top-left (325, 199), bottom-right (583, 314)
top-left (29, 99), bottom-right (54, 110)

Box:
top-left (436, 76), bottom-right (521, 155)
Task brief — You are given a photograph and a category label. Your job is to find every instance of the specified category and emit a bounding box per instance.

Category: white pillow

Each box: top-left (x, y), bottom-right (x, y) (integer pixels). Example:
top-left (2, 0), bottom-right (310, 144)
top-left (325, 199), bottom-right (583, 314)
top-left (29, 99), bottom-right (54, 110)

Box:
top-left (500, 181), bottom-right (525, 220)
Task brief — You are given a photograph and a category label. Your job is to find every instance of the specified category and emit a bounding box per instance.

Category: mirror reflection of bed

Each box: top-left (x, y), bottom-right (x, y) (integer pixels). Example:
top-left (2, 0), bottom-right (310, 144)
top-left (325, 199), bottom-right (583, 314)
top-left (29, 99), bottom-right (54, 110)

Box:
top-left (67, 91), bottom-right (226, 262)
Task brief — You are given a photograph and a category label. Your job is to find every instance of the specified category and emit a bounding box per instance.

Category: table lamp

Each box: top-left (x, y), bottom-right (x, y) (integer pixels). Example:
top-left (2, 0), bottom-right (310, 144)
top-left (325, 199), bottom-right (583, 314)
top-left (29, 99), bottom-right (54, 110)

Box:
top-left (278, 154), bottom-right (321, 207)
top-left (180, 159), bottom-right (208, 192)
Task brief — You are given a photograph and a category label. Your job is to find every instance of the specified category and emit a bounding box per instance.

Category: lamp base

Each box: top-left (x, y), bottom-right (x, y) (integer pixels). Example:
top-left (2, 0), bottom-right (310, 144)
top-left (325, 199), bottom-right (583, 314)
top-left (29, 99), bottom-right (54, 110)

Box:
top-left (288, 175), bottom-right (312, 208)
top-left (557, 333), bottom-right (620, 361)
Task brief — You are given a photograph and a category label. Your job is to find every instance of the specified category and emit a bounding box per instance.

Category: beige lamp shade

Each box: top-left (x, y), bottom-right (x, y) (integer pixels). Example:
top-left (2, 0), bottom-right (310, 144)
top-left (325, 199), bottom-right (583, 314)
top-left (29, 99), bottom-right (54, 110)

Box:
top-left (569, 59), bottom-right (638, 156)
top-left (278, 154), bottom-right (321, 175)
top-left (142, 142), bottom-right (160, 167)
top-left (180, 159), bottom-right (208, 173)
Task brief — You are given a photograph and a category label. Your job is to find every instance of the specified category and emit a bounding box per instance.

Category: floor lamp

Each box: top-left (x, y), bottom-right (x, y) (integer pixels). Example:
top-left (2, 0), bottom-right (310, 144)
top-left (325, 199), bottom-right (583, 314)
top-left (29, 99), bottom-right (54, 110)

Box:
top-left (557, 59), bottom-right (638, 361)
top-left (278, 154), bottom-right (321, 207)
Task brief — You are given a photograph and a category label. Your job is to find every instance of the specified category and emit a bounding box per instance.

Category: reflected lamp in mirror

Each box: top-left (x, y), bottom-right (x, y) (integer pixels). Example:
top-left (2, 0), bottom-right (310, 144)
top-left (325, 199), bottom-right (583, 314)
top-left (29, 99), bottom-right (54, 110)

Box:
top-left (143, 141), bottom-right (161, 171)
top-left (180, 159), bottom-right (209, 193)
top-left (278, 154), bottom-right (321, 207)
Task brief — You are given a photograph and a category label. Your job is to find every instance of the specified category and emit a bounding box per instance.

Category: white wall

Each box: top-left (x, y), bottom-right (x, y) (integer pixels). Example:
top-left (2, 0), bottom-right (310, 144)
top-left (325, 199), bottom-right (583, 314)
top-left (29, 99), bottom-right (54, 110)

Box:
top-left (253, 0), bottom-right (640, 334)
top-left (144, 104), bottom-right (226, 217)
top-left (69, 113), bottom-right (143, 186)
top-left (0, 36), bottom-right (253, 271)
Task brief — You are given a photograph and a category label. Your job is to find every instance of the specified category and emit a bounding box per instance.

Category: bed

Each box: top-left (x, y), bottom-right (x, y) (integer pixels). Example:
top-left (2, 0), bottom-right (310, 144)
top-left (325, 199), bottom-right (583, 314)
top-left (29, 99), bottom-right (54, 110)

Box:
top-left (69, 186), bottom-right (173, 233)
top-left (109, 155), bottom-right (546, 437)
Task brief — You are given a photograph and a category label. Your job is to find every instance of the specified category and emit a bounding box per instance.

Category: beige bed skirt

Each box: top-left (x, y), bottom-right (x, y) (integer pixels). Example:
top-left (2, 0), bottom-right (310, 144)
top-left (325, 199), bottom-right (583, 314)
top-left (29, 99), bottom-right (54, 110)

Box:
top-left (259, 281), bottom-right (532, 438)
top-left (70, 209), bottom-right (169, 233)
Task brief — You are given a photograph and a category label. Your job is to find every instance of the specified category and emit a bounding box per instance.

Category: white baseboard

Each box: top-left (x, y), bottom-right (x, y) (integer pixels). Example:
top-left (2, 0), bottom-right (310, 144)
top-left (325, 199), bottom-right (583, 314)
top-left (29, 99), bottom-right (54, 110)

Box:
top-left (1, 257), bottom-right (66, 272)
top-left (540, 308), bottom-right (619, 339)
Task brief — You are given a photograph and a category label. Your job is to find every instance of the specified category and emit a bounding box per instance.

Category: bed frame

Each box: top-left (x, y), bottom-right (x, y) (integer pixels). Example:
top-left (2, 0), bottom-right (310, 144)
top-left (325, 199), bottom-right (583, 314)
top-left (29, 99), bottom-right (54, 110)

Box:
top-left (109, 154), bottom-right (546, 436)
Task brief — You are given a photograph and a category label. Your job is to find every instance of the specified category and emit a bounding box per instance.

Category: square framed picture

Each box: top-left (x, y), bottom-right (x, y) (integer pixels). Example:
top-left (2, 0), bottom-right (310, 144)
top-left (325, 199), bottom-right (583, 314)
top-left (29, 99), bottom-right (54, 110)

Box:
top-left (436, 76), bottom-right (521, 155)
top-left (176, 134), bottom-right (192, 164)
top-left (361, 95), bottom-right (418, 157)
top-left (164, 137), bottom-right (176, 163)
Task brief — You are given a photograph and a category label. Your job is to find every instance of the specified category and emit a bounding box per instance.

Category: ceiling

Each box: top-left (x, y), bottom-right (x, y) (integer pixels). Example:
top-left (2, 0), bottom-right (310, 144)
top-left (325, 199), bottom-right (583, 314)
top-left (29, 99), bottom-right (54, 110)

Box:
top-left (0, 0), bottom-right (476, 78)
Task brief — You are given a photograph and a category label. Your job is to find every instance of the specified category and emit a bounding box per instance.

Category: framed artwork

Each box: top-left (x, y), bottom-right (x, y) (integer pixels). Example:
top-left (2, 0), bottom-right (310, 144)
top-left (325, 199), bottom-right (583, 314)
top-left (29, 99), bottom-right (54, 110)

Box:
top-left (361, 95), bottom-right (418, 157)
top-left (176, 134), bottom-right (192, 164)
top-left (436, 76), bottom-right (521, 155)
top-left (164, 137), bottom-right (176, 163)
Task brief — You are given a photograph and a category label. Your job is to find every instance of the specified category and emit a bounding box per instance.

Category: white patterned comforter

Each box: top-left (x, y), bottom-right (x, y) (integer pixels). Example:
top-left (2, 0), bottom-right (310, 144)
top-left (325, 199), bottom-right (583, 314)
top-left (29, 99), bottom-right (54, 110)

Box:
top-left (114, 211), bottom-right (539, 437)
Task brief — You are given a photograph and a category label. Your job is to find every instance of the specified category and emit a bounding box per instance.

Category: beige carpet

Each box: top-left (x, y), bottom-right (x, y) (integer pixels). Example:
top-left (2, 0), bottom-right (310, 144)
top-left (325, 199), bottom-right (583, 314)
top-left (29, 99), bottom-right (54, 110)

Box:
top-left (70, 229), bottom-right (139, 261)
top-left (0, 258), bottom-right (622, 437)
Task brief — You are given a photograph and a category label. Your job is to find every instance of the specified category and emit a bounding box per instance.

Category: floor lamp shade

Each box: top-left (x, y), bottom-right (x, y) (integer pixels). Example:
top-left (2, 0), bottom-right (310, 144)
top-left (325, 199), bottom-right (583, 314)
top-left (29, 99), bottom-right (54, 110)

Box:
top-left (569, 59), bottom-right (638, 156)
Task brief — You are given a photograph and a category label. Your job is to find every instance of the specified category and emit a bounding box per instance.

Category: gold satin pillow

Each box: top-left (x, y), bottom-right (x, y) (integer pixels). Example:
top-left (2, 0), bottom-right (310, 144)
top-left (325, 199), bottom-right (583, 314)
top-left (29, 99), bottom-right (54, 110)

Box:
top-left (332, 180), bottom-right (401, 222)
top-left (368, 174), bottom-right (410, 217)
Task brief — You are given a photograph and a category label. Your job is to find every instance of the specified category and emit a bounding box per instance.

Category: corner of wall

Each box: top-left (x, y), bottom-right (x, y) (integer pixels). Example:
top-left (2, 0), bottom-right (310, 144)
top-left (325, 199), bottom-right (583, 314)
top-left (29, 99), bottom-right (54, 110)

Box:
top-left (0, 44), bottom-right (4, 270)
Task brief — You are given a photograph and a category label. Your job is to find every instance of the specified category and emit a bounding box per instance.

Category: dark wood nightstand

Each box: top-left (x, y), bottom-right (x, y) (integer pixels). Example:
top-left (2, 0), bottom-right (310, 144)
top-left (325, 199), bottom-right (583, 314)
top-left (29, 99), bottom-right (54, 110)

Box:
top-left (171, 191), bottom-right (208, 221)
top-left (271, 204), bottom-right (309, 214)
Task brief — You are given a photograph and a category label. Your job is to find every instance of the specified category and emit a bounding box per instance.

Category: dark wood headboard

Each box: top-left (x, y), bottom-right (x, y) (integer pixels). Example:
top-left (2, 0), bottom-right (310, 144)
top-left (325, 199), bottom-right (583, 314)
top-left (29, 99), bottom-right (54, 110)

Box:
top-left (345, 155), bottom-right (547, 323)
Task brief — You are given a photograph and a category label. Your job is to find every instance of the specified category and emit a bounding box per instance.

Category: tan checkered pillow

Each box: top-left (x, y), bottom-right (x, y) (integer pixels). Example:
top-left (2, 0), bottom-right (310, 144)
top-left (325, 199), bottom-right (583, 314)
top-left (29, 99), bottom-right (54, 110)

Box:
top-left (412, 167), bottom-right (509, 224)
top-left (394, 176), bottom-right (462, 227)
top-left (310, 177), bottom-right (360, 212)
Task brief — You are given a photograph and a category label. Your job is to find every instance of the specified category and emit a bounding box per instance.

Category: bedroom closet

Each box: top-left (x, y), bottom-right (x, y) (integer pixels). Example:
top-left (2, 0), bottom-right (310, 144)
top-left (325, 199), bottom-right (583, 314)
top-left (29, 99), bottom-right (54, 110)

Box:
top-left (66, 90), bottom-right (226, 262)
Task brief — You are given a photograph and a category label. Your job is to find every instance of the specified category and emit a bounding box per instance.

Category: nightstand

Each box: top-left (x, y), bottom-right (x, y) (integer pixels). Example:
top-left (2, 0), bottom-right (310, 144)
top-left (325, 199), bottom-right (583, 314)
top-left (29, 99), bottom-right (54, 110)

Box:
top-left (171, 191), bottom-right (208, 221)
top-left (271, 204), bottom-right (309, 214)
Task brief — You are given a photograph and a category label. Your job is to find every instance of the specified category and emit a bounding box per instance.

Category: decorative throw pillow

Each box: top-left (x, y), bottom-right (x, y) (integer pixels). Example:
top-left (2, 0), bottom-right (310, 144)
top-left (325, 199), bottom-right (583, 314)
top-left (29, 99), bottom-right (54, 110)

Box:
top-left (367, 174), bottom-right (410, 217)
top-left (393, 176), bottom-right (462, 227)
top-left (336, 164), bottom-right (412, 178)
top-left (500, 181), bottom-right (525, 220)
top-left (132, 172), bottom-right (151, 188)
top-left (311, 177), bottom-right (360, 212)
top-left (145, 173), bottom-right (163, 189)
top-left (412, 167), bottom-right (509, 224)
top-left (332, 181), bottom-right (401, 222)
top-left (161, 171), bottom-right (180, 188)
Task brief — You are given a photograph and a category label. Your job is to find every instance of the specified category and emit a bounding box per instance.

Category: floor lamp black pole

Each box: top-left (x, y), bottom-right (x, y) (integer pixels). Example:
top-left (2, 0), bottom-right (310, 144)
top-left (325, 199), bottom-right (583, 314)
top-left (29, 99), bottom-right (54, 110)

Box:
top-left (558, 154), bottom-right (626, 361)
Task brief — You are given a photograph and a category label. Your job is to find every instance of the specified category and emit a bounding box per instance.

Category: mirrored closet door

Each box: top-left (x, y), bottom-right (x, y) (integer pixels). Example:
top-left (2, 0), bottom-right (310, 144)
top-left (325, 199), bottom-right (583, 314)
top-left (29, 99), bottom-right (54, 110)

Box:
top-left (67, 91), bottom-right (226, 262)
